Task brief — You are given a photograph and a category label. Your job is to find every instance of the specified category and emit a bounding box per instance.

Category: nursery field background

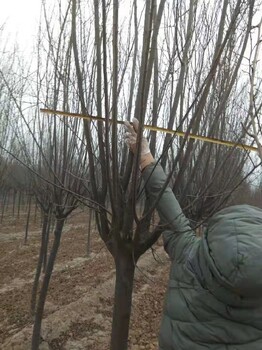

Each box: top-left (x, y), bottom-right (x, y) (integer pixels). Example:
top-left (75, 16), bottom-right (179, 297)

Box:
top-left (0, 207), bottom-right (169, 350)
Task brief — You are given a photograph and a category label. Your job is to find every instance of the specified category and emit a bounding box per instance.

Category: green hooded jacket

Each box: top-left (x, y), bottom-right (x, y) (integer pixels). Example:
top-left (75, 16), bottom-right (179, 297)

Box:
top-left (143, 163), bottom-right (262, 350)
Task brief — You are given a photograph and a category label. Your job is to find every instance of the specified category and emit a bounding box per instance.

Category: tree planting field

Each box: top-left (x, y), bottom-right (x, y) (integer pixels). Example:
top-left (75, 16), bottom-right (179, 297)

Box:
top-left (1, 1), bottom-right (262, 349)
top-left (0, 208), bottom-right (169, 350)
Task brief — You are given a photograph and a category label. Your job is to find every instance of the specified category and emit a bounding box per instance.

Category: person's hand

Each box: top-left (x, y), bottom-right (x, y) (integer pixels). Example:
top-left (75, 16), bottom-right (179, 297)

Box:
top-left (124, 118), bottom-right (155, 170)
top-left (124, 118), bottom-right (150, 155)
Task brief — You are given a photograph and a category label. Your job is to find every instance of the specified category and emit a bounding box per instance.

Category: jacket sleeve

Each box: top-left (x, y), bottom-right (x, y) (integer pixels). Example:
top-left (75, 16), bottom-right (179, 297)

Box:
top-left (142, 163), bottom-right (196, 261)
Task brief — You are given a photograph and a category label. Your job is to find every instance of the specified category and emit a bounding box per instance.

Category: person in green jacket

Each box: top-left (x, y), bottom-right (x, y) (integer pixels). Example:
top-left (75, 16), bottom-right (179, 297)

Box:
top-left (124, 118), bottom-right (262, 350)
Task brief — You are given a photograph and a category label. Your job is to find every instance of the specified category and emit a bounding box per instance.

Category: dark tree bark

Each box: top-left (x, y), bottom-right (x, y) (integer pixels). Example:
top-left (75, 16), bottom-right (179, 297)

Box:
top-left (110, 251), bottom-right (136, 350)
top-left (24, 195), bottom-right (32, 245)
top-left (86, 208), bottom-right (93, 257)
top-left (31, 218), bottom-right (65, 350)
top-left (30, 211), bottom-right (49, 315)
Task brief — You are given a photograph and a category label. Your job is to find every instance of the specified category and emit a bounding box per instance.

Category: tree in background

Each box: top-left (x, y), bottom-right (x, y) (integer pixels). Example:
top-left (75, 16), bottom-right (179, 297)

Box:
top-left (1, 6), bottom-right (91, 348)
top-left (247, 15), bottom-right (262, 161)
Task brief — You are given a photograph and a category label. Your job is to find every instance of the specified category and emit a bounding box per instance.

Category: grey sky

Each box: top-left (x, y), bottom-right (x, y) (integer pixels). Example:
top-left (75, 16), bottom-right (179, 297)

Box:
top-left (0, 0), bottom-right (41, 51)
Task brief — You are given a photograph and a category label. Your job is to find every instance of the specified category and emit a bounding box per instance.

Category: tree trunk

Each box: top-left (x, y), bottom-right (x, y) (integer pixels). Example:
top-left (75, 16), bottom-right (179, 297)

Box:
top-left (34, 201), bottom-right (38, 223)
top-left (43, 208), bottom-right (52, 273)
top-left (86, 208), bottom-right (92, 257)
top-left (110, 252), bottom-right (136, 350)
top-left (12, 189), bottom-right (16, 217)
top-left (31, 218), bottom-right (64, 350)
top-left (17, 190), bottom-right (22, 219)
top-left (30, 212), bottom-right (49, 315)
top-left (24, 195), bottom-right (32, 245)
top-left (0, 189), bottom-right (8, 223)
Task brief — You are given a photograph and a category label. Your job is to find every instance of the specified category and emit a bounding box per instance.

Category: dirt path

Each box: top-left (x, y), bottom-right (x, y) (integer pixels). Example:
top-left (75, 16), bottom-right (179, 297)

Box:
top-left (0, 214), bottom-right (170, 350)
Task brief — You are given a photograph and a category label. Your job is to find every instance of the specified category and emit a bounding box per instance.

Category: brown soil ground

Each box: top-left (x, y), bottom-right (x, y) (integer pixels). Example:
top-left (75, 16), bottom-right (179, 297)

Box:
top-left (0, 208), bottom-right (170, 350)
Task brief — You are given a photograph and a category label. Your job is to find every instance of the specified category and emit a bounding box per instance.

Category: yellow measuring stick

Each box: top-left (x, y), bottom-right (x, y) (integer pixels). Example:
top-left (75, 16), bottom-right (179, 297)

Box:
top-left (40, 108), bottom-right (258, 153)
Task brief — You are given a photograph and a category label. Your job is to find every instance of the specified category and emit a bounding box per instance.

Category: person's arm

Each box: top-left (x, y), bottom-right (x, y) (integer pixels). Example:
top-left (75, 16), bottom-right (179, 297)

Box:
top-left (124, 119), bottom-right (195, 260)
top-left (142, 163), bottom-right (195, 260)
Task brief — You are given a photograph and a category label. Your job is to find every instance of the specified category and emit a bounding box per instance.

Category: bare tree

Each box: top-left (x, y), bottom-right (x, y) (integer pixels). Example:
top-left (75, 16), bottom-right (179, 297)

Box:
top-left (1, 1), bottom-right (261, 349)
top-left (247, 15), bottom-right (262, 160)
top-left (69, 1), bottom-right (259, 349)
top-left (1, 5), bottom-right (91, 349)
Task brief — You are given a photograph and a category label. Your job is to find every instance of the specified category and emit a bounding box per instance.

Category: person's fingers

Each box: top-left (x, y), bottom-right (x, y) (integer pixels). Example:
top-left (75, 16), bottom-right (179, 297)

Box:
top-left (132, 118), bottom-right (139, 132)
top-left (124, 118), bottom-right (141, 134)
top-left (123, 120), bottom-right (132, 131)
top-left (128, 136), bottom-right (136, 144)
top-left (124, 133), bottom-right (136, 144)
top-left (124, 120), bottom-right (136, 136)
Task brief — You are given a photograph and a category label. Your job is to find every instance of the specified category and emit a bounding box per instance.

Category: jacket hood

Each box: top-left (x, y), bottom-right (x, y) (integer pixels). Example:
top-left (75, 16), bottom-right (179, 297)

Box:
top-left (197, 205), bottom-right (262, 306)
